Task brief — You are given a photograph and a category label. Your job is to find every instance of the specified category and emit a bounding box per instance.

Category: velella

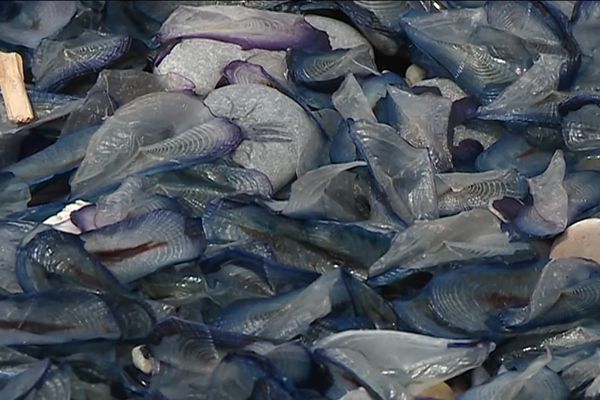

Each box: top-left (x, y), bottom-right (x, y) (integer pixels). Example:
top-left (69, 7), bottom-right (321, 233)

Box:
top-left (0, 289), bottom-right (121, 345)
top-left (80, 209), bottom-right (206, 283)
top-left (70, 92), bottom-right (237, 197)
top-left (0, 1), bottom-right (76, 49)
top-left (368, 209), bottom-right (533, 286)
top-left (459, 352), bottom-right (568, 400)
top-left (157, 5), bottom-right (331, 51)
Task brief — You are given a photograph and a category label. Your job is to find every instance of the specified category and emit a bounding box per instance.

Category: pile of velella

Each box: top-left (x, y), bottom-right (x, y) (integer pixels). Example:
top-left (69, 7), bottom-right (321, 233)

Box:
top-left (2, 0), bottom-right (600, 399)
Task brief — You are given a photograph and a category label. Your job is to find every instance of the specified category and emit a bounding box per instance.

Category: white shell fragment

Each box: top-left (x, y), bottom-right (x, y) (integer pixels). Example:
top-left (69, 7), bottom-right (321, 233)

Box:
top-left (131, 345), bottom-right (157, 375)
top-left (43, 200), bottom-right (92, 234)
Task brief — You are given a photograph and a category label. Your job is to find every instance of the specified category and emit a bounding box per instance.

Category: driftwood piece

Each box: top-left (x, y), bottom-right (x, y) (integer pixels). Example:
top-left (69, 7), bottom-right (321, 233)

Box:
top-left (0, 52), bottom-right (34, 124)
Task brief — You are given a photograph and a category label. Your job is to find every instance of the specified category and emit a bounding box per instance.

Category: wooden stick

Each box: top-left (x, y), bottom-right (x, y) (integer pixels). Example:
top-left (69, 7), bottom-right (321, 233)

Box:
top-left (0, 52), bottom-right (34, 124)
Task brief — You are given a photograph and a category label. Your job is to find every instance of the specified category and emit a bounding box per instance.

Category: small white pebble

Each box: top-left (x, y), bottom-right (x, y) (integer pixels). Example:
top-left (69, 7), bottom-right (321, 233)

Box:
top-left (550, 218), bottom-right (600, 264)
top-left (42, 199), bottom-right (92, 235)
top-left (405, 64), bottom-right (426, 86)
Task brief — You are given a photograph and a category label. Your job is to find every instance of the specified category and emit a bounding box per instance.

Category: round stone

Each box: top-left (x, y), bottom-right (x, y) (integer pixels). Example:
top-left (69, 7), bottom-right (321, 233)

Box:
top-left (550, 218), bottom-right (600, 263)
top-left (418, 383), bottom-right (455, 400)
top-left (405, 64), bottom-right (426, 86)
